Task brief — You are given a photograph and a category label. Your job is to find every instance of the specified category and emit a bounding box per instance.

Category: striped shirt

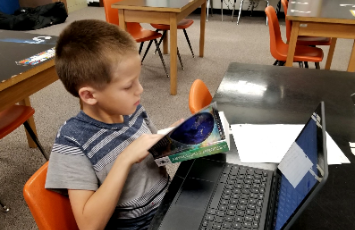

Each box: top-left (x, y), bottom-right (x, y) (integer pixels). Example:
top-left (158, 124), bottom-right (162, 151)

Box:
top-left (45, 105), bottom-right (169, 220)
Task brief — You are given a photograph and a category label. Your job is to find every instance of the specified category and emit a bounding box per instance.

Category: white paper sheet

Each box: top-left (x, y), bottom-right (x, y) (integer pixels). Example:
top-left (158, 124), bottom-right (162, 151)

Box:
top-left (219, 111), bottom-right (231, 150)
top-left (278, 142), bottom-right (313, 188)
top-left (231, 124), bottom-right (350, 164)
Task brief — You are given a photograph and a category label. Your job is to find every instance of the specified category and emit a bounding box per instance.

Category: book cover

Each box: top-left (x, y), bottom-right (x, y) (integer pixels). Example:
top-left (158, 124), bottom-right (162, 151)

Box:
top-left (149, 103), bottom-right (230, 166)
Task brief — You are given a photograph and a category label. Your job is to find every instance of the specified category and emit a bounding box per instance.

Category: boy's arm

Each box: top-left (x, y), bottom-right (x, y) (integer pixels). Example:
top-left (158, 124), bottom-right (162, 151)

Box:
top-left (68, 133), bottom-right (163, 230)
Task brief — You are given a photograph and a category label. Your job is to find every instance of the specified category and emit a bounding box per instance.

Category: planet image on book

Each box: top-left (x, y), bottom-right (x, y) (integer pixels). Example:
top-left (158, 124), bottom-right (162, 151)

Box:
top-left (169, 112), bottom-right (214, 145)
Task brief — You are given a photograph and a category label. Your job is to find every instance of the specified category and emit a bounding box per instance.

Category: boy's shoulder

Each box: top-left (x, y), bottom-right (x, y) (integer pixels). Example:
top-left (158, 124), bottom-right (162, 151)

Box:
top-left (56, 105), bottom-right (149, 146)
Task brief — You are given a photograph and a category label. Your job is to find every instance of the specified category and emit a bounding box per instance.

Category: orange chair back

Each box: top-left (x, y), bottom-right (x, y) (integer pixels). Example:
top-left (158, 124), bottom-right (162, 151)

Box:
top-left (265, 6), bottom-right (288, 61)
top-left (23, 162), bottom-right (79, 230)
top-left (281, 0), bottom-right (291, 41)
top-left (103, 0), bottom-right (143, 37)
top-left (189, 79), bottom-right (212, 114)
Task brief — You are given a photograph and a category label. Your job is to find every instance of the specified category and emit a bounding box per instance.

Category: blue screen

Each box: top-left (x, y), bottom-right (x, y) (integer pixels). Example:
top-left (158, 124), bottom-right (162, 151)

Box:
top-left (273, 116), bottom-right (320, 230)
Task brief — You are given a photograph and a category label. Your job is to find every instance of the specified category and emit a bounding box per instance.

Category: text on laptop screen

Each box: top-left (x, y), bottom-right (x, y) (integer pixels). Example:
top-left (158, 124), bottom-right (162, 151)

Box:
top-left (274, 113), bottom-right (324, 230)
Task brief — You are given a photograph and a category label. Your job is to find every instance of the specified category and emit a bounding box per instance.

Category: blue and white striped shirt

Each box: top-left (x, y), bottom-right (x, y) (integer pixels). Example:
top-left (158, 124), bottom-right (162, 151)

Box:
top-left (45, 105), bottom-right (169, 219)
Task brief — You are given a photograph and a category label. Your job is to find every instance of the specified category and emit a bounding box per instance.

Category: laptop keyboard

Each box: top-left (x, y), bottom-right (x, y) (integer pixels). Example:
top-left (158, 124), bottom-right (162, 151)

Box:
top-left (200, 164), bottom-right (271, 230)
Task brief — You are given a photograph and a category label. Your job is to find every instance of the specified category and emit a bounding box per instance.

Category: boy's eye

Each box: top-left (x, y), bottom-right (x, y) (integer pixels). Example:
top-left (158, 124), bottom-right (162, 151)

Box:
top-left (124, 85), bottom-right (132, 90)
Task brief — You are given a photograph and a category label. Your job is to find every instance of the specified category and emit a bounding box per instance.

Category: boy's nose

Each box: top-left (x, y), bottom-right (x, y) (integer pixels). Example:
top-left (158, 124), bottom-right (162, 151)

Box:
top-left (137, 82), bottom-right (143, 95)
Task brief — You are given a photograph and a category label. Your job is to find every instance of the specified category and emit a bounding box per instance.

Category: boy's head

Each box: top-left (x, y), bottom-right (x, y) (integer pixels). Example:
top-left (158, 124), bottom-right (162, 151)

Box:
top-left (56, 19), bottom-right (143, 116)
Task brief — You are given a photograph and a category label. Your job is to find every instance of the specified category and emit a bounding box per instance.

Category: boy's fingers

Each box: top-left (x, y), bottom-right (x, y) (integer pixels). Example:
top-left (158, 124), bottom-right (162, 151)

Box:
top-left (169, 118), bottom-right (184, 128)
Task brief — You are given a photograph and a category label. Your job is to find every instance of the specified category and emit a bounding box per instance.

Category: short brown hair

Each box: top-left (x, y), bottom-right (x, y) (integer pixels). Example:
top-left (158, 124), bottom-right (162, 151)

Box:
top-left (55, 19), bottom-right (137, 97)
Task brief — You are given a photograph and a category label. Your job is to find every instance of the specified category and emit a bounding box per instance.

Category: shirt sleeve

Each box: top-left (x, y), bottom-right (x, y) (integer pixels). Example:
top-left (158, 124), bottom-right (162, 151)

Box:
top-left (45, 134), bottom-right (98, 193)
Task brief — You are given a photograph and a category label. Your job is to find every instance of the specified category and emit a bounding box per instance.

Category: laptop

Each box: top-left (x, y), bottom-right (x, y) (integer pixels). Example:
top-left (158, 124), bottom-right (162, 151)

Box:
top-left (155, 102), bottom-right (328, 230)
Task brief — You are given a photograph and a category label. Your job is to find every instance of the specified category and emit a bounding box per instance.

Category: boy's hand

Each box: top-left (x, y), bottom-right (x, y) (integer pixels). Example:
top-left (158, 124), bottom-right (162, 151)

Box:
top-left (169, 118), bottom-right (184, 128)
top-left (120, 134), bottom-right (163, 164)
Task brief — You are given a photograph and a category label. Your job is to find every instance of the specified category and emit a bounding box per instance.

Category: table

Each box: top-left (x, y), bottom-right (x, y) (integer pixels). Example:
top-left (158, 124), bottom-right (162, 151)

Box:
top-left (285, 0), bottom-right (355, 72)
top-left (111, 0), bottom-right (206, 95)
top-left (0, 30), bottom-right (58, 148)
top-left (150, 63), bottom-right (355, 229)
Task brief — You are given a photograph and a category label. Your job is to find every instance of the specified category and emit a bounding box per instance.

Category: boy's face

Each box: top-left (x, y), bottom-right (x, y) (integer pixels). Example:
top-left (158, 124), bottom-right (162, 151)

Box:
top-left (94, 53), bottom-right (143, 116)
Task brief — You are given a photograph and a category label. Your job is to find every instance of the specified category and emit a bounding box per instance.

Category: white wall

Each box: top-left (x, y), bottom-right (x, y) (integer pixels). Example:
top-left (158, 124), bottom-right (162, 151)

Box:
top-left (209, 0), bottom-right (283, 12)
top-left (67, 0), bottom-right (87, 13)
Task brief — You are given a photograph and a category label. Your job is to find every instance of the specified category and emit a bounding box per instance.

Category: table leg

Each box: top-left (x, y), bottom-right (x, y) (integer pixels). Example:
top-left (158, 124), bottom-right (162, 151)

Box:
top-left (118, 9), bottom-right (126, 31)
top-left (163, 31), bottom-right (169, 54)
top-left (200, 1), bottom-right (206, 57)
top-left (18, 97), bottom-right (37, 148)
top-left (347, 39), bottom-right (355, 72)
top-left (285, 22), bottom-right (300, 67)
top-left (170, 13), bottom-right (178, 95)
top-left (325, 38), bottom-right (337, 70)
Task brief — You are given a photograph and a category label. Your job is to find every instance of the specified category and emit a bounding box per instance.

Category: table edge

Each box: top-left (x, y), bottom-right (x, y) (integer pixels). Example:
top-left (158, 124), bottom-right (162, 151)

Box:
top-left (0, 59), bottom-right (55, 91)
top-left (111, 0), bottom-right (201, 13)
top-left (286, 15), bottom-right (355, 25)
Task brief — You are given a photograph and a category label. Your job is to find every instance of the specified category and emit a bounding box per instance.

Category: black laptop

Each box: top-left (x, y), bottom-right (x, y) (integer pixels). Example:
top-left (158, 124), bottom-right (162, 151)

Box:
top-left (155, 102), bottom-right (328, 230)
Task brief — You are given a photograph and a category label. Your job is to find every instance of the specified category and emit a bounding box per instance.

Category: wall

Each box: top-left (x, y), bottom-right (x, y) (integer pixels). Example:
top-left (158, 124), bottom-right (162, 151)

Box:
top-left (66, 0), bottom-right (87, 13)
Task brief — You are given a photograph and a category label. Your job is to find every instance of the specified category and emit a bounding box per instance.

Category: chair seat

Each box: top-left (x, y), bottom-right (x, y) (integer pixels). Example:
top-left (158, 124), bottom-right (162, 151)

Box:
top-left (128, 26), bottom-right (162, 43)
top-left (276, 43), bottom-right (324, 62)
top-left (150, 19), bottom-right (194, 30)
top-left (296, 36), bottom-right (331, 46)
top-left (0, 105), bottom-right (34, 139)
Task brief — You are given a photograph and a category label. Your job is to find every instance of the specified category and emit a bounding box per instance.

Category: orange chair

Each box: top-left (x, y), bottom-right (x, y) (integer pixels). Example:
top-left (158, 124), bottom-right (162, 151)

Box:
top-left (0, 105), bottom-right (48, 212)
top-left (281, 0), bottom-right (331, 47)
top-left (265, 6), bottom-right (323, 69)
top-left (150, 19), bottom-right (195, 58)
top-left (189, 79), bottom-right (212, 114)
top-left (103, 0), bottom-right (169, 77)
top-left (23, 162), bottom-right (79, 230)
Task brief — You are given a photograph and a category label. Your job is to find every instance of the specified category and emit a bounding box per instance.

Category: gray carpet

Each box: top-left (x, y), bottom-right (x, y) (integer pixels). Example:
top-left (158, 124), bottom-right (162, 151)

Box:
top-left (0, 6), bottom-right (353, 230)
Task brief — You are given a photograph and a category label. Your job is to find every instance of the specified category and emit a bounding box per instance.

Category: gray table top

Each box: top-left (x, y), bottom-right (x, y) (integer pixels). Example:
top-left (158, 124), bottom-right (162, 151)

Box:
top-left (287, 0), bottom-right (355, 22)
top-left (0, 30), bottom-right (57, 84)
top-left (150, 63), bottom-right (355, 230)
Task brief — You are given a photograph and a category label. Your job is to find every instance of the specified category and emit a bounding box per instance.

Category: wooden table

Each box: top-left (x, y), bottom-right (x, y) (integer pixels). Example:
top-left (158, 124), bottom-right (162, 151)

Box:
top-left (0, 31), bottom-right (58, 148)
top-left (285, 0), bottom-right (355, 72)
top-left (111, 0), bottom-right (207, 95)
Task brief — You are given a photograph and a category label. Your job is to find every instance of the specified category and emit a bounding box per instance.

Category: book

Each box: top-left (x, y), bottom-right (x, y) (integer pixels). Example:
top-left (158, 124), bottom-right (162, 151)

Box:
top-left (149, 102), bottom-right (230, 166)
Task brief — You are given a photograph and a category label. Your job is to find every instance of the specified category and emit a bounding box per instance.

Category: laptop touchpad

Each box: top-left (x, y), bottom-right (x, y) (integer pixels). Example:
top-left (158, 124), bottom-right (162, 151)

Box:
top-left (175, 178), bottom-right (215, 210)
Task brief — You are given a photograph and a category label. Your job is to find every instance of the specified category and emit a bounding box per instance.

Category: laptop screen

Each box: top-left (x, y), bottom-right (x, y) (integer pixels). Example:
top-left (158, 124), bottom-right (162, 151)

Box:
top-left (273, 103), bottom-right (327, 230)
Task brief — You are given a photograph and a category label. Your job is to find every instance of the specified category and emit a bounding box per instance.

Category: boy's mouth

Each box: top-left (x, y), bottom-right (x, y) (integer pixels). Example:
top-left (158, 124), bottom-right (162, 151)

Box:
top-left (134, 100), bottom-right (140, 106)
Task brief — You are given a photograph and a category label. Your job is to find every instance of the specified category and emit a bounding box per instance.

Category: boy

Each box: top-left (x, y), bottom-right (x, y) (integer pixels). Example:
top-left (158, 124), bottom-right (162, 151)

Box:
top-left (45, 19), bottom-right (177, 230)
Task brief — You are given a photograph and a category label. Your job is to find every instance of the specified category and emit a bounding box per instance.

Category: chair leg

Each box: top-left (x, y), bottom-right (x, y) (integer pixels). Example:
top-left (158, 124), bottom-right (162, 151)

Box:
top-left (231, 0), bottom-right (237, 21)
top-left (183, 29), bottom-right (195, 58)
top-left (221, 0), bottom-right (223, 21)
top-left (177, 47), bottom-right (184, 70)
top-left (298, 62), bottom-right (304, 68)
top-left (278, 61), bottom-right (285, 66)
top-left (155, 31), bottom-right (166, 54)
top-left (265, 0), bottom-right (270, 25)
top-left (154, 39), bottom-right (169, 78)
top-left (210, 0), bottom-right (214, 16)
top-left (0, 200), bottom-right (10, 213)
top-left (139, 42), bottom-right (144, 55)
top-left (141, 40), bottom-right (154, 64)
top-left (315, 62), bottom-right (320, 69)
top-left (237, 0), bottom-right (244, 25)
top-left (276, 0), bottom-right (281, 17)
top-left (207, 0), bottom-right (209, 21)
top-left (23, 121), bottom-right (48, 160)
top-left (304, 62), bottom-right (309, 68)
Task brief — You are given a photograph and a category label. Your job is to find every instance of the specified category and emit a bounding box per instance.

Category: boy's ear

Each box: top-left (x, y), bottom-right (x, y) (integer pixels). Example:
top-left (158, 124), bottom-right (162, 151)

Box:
top-left (78, 86), bottom-right (97, 105)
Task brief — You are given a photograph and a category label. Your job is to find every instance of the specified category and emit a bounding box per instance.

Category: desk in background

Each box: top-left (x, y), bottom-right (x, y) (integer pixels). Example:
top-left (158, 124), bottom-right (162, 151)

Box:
top-left (286, 0), bottom-right (355, 72)
top-left (150, 63), bottom-right (355, 230)
top-left (0, 30), bottom-right (58, 147)
top-left (111, 0), bottom-right (206, 95)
